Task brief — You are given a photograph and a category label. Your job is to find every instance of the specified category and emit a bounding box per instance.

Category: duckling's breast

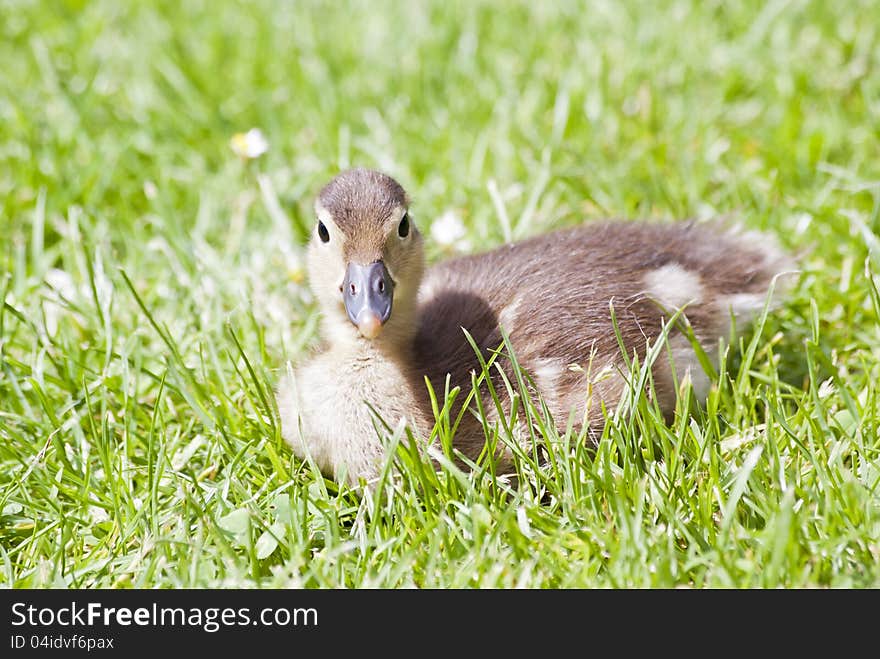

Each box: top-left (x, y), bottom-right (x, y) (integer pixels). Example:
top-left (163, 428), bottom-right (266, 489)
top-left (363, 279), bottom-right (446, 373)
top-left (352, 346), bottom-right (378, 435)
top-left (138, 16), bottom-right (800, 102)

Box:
top-left (278, 346), bottom-right (429, 484)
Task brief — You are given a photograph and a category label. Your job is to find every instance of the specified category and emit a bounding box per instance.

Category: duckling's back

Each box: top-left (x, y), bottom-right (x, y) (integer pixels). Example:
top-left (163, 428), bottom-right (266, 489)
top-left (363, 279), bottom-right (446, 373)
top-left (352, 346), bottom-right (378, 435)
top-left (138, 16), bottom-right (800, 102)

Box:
top-left (413, 220), bottom-right (795, 458)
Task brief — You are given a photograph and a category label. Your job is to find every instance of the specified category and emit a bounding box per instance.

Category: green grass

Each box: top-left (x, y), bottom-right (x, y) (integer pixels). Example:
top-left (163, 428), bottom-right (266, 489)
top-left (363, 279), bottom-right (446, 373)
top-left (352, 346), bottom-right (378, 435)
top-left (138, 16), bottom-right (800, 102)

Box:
top-left (2, 0), bottom-right (879, 588)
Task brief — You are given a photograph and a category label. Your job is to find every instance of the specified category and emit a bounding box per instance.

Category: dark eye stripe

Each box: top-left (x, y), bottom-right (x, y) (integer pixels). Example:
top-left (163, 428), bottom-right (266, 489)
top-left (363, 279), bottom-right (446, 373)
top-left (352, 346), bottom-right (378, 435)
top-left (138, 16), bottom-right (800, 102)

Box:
top-left (398, 213), bottom-right (410, 238)
top-left (318, 221), bottom-right (330, 243)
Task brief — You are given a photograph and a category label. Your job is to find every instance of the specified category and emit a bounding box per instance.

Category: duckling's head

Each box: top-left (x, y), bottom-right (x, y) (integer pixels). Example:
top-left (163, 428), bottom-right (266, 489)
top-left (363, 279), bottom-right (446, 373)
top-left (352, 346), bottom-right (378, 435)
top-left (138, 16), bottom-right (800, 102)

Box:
top-left (307, 168), bottom-right (425, 350)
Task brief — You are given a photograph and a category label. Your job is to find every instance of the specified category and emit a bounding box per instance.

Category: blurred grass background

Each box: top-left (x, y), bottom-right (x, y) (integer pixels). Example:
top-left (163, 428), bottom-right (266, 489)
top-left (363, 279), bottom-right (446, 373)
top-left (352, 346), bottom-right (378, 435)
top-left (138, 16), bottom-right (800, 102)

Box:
top-left (1, 0), bottom-right (879, 587)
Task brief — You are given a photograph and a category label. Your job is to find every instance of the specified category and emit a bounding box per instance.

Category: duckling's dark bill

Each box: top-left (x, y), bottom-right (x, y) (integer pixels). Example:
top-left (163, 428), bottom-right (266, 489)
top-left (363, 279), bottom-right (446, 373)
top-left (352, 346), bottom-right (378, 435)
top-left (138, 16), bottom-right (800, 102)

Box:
top-left (343, 261), bottom-right (394, 338)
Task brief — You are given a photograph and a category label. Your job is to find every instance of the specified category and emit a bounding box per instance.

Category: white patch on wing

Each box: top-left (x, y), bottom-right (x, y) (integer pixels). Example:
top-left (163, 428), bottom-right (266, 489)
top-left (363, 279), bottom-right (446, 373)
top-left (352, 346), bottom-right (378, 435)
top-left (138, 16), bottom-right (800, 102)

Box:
top-left (665, 335), bottom-right (710, 400)
top-left (644, 263), bottom-right (703, 309)
top-left (498, 297), bottom-right (521, 333)
top-left (530, 357), bottom-right (563, 408)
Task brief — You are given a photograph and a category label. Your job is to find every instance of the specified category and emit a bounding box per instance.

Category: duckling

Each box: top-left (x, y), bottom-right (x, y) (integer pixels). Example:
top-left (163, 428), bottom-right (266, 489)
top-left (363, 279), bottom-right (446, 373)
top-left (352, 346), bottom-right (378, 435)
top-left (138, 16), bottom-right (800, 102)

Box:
top-left (276, 168), bottom-right (796, 485)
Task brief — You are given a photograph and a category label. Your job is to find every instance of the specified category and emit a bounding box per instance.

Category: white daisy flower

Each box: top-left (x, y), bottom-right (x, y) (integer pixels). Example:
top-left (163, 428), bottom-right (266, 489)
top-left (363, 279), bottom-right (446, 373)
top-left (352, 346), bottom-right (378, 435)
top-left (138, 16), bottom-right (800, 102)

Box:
top-left (430, 210), bottom-right (469, 249)
top-left (230, 128), bottom-right (269, 159)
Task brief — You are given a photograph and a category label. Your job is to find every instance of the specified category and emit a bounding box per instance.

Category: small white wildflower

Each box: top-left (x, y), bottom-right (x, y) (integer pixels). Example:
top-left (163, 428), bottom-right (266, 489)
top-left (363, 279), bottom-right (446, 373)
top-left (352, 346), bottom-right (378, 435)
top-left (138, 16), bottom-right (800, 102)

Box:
top-left (230, 128), bottom-right (269, 159)
top-left (143, 180), bottom-right (158, 199)
top-left (430, 210), bottom-right (468, 248)
top-left (817, 378), bottom-right (836, 399)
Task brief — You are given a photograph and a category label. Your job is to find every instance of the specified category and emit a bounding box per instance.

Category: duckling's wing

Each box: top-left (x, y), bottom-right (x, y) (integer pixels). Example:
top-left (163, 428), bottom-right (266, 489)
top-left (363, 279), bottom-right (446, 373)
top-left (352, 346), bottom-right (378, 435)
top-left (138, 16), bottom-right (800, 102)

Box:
top-left (414, 221), bottom-right (795, 436)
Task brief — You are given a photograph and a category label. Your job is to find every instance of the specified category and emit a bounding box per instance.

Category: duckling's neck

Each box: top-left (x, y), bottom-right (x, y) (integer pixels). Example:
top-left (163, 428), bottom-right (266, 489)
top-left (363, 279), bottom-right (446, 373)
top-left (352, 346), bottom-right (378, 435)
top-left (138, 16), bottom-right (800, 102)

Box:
top-left (340, 336), bottom-right (414, 368)
top-left (322, 320), bottom-right (415, 367)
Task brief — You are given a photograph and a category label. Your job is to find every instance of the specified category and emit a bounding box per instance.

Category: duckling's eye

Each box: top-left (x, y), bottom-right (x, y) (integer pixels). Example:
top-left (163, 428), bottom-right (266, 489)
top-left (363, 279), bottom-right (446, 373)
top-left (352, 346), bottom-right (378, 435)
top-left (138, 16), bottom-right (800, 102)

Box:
top-left (317, 221), bottom-right (330, 243)
top-left (398, 213), bottom-right (410, 238)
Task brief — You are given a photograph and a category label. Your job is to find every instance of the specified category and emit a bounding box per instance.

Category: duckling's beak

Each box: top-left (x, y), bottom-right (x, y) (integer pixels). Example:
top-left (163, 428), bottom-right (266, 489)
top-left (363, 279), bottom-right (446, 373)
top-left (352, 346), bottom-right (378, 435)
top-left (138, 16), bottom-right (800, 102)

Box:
top-left (342, 261), bottom-right (394, 339)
